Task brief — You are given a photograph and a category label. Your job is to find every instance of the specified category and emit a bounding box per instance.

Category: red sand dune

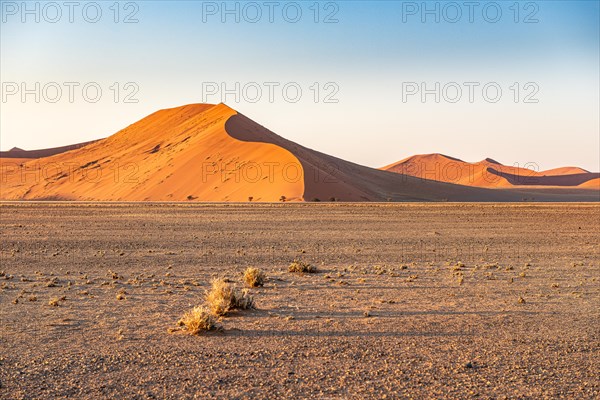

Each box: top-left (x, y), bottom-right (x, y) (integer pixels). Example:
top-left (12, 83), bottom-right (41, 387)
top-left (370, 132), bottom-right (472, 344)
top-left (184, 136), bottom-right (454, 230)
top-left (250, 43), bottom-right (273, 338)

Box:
top-left (1, 104), bottom-right (598, 202)
top-left (382, 154), bottom-right (599, 189)
top-left (578, 178), bottom-right (600, 189)
top-left (541, 166), bottom-right (590, 175)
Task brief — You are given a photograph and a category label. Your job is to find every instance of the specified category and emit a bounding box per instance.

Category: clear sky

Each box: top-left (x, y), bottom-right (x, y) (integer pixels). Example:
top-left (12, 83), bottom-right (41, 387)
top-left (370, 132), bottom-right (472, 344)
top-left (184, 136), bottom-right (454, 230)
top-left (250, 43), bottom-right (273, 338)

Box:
top-left (1, 0), bottom-right (599, 171)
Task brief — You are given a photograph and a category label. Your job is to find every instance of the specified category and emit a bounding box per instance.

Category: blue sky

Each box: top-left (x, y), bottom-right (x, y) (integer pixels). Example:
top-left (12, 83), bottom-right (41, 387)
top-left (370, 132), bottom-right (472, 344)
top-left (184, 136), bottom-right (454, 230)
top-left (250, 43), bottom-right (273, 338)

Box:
top-left (1, 1), bottom-right (599, 171)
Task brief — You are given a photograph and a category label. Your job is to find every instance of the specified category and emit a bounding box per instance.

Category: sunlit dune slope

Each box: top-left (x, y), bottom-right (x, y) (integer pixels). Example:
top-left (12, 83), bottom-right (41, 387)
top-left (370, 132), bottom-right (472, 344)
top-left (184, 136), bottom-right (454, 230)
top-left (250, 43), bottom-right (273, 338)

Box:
top-left (578, 178), bottom-right (600, 189)
top-left (541, 166), bottom-right (590, 175)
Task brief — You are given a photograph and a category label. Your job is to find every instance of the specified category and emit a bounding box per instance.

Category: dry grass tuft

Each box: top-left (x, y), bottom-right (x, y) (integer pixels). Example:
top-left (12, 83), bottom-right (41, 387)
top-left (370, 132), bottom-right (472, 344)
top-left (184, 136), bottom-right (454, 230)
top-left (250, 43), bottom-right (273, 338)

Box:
top-left (177, 305), bottom-right (219, 334)
top-left (288, 260), bottom-right (317, 273)
top-left (233, 288), bottom-right (255, 309)
top-left (243, 267), bottom-right (265, 287)
top-left (205, 278), bottom-right (255, 316)
top-left (206, 278), bottom-right (235, 316)
top-left (46, 277), bottom-right (59, 287)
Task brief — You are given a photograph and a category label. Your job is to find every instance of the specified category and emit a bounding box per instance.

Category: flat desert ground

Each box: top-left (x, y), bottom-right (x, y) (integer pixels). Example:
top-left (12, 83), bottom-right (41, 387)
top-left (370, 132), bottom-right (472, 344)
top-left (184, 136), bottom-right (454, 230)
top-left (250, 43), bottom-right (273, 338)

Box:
top-left (1, 203), bottom-right (599, 399)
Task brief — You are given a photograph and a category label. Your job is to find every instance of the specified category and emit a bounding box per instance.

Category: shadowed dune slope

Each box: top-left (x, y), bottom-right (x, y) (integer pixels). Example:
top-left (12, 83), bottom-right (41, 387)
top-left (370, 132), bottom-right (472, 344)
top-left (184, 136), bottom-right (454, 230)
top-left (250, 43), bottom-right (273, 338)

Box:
top-left (225, 115), bottom-right (505, 201)
top-left (225, 115), bottom-right (598, 201)
top-left (1, 104), bottom-right (598, 202)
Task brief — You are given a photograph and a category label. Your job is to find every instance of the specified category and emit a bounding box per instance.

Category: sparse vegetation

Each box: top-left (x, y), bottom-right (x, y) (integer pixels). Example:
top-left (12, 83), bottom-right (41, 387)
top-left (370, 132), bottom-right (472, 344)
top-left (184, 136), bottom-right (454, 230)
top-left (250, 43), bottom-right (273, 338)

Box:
top-left (243, 267), bottom-right (265, 287)
top-left (1, 203), bottom-right (598, 397)
top-left (48, 297), bottom-right (60, 306)
top-left (177, 305), bottom-right (219, 334)
top-left (288, 260), bottom-right (317, 273)
top-left (233, 288), bottom-right (255, 310)
top-left (206, 278), bottom-right (235, 316)
top-left (46, 277), bottom-right (59, 287)
top-left (205, 278), bottom-right (254, 316)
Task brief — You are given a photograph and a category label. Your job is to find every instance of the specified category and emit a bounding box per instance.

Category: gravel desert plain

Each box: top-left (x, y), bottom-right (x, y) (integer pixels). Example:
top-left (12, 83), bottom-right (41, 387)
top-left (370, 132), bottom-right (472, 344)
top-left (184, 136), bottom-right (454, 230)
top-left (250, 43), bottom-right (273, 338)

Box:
top-left (1, 202), bottom-right (598, 399)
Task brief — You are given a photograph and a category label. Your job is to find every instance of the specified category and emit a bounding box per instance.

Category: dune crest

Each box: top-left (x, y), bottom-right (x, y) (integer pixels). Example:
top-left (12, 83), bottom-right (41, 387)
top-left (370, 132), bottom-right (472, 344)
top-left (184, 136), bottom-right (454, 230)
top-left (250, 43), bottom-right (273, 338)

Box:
top-left (541, 166), bottom-right (590, 176)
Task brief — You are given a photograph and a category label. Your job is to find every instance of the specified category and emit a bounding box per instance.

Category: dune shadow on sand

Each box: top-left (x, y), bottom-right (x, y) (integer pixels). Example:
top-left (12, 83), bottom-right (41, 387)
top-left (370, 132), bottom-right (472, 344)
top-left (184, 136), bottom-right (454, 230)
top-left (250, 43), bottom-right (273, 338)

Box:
top-left (489, 168), bottom-right (599, 186)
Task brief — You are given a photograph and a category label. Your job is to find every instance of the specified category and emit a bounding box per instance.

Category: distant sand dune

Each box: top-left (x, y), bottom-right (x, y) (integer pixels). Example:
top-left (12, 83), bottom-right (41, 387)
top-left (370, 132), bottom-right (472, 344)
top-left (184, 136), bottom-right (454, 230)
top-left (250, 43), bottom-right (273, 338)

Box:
top-left (578, 178), bottom-right (600, 189)
top-left (382, 153), bottom-right (599, 189)
top-left (541, 166), bottom-right (590, 175)
top-left (0, 140), bottom-right (99, 159)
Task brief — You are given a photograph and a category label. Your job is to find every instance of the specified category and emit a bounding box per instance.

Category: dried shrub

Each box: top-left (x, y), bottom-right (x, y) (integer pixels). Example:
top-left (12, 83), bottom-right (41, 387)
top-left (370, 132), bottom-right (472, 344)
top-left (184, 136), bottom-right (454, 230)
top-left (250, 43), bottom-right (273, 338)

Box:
top-left (243, 267), bottom-right (265, 288)
top-left (177, 306), bottom-right (219, 334)
top-left (288, 260), bottom-right (317, 273)
top-left (206, 278), bottom-right (254, 316)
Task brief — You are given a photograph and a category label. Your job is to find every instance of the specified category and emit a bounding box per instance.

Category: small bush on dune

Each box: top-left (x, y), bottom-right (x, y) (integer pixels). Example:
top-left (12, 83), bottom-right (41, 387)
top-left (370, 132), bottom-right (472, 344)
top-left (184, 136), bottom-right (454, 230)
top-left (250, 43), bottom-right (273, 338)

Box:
top-left (177, 305), bottom-right (219, 334)
top-left (243, 267), bottom-right (265, 287)
top-left (288, 260), bottom-right (317, 273)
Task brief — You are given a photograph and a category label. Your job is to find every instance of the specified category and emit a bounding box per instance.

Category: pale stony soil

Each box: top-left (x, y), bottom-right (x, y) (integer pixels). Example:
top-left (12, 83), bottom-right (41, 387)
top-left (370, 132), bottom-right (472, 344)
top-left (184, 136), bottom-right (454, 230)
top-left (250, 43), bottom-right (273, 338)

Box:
top-left (0, 203), bottom-right (598, 399)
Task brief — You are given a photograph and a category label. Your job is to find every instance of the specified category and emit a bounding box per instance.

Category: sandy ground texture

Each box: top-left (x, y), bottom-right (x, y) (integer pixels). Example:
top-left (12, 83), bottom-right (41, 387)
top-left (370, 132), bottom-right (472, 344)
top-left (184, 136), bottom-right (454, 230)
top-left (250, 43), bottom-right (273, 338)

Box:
top-left (1, 203), bottom-right (599, 399)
